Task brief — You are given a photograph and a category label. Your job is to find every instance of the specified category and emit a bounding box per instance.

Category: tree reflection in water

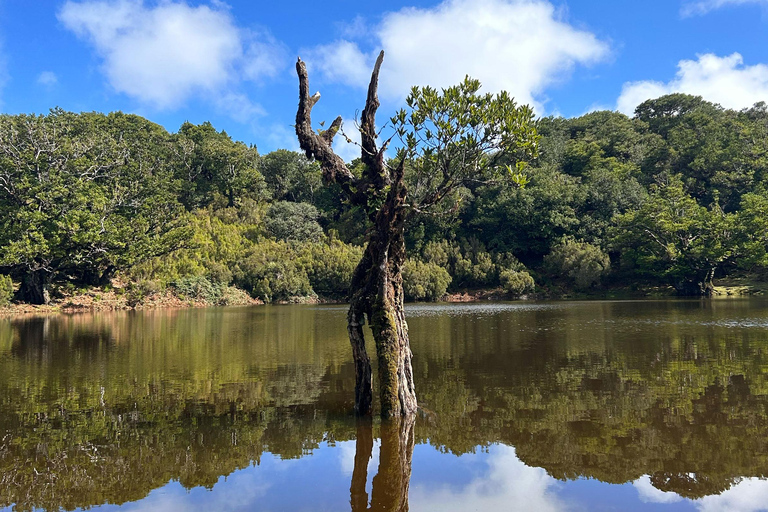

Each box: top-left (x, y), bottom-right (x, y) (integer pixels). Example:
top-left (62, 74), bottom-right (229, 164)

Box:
top-left (4, 302), bottom-right (768, 511)
top-left (351, 417), bottom-right (415, 512)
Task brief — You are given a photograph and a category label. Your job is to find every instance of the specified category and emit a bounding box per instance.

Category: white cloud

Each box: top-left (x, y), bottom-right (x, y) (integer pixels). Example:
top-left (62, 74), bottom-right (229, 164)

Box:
top-left (633, 476), bottom-right (684, 504)
top-left (37, 71), bottom-right (58, 87)
top-left (58, 0), bottom-right (285, 110)
top-left (681, 0), bottom-right (768, 16)
top-left (304, 41), bottom-right (372, 89)
top-left (304, 0), bottom-right (609, 114)
top-left (616, 53), bottom-right (768, 115)
top-left (409, 445), bottom-right (565, 512)
top-left (696, 478), bottom-right (768, 512)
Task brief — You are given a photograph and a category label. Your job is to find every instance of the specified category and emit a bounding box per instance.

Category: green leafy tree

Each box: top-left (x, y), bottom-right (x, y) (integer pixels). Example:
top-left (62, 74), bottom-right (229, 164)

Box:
top-left (175, 121), bottom-right (266, 209)
top-left (614, 176), bottom-right (735, 295)
top-left (264, 201), bottom-right (324, 243)
top-left (0, 110), bottom-right (189, 304)
top-left (260, 149), bottom-right (323, 203)
top-left (733, 191), bottom-right (768, 269)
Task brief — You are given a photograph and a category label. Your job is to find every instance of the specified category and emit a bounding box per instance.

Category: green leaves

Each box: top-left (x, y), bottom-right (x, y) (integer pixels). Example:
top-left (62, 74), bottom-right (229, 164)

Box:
top-left (0, 110), bottom-right (188, 290)
top-left (389, 76), bottom-right (539, 212)
top-left (614, 176), bottom-right (735, 293)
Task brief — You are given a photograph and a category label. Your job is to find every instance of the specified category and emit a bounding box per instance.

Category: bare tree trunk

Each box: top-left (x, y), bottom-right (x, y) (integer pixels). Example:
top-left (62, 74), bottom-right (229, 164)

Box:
top-left (368, 234), bottom-right (417, 418)
top-left (294, 52), bottom-right (417, 418)
top-left (347, 227), bottom-right (417, 417)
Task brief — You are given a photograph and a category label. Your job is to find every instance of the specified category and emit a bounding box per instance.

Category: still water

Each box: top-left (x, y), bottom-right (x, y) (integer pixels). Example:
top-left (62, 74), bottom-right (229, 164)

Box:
top-left (3, 300), bottom-right (768, 511)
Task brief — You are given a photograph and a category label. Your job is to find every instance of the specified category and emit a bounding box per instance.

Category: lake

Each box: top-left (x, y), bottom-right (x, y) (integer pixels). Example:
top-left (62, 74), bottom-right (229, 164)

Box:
top-left (3, 299), bottom-right (768, 511)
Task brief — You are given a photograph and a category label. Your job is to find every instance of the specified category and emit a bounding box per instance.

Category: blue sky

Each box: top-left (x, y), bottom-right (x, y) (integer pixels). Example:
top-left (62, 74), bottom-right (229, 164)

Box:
top-left (1, 0), bottom-right (767, 156)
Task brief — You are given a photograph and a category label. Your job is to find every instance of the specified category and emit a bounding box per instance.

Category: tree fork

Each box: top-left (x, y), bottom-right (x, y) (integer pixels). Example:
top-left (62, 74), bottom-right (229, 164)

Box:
top-left (295, 51), bottom-right (417, 418)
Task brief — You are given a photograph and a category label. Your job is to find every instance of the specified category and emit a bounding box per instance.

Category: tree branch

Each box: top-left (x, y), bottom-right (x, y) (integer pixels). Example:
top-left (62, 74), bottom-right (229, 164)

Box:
top-left (295, 57), bottom-right (362, 203)
top-left (360, 51), bottom-right (390, 189)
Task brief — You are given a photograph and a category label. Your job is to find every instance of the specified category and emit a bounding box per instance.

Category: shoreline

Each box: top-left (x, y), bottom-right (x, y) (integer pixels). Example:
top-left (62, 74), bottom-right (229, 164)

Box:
top-left (1, 278), bottom-right (765, 319)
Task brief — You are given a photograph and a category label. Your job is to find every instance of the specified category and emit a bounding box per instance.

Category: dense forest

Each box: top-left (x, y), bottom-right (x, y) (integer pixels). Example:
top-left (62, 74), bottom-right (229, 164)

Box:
top-left (2, 93), bottom-right (768, 305)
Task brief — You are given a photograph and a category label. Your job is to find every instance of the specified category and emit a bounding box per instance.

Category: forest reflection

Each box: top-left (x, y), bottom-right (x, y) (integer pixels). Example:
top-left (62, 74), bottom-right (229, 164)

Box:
top-left (3, 301), bottom-right (768, 511)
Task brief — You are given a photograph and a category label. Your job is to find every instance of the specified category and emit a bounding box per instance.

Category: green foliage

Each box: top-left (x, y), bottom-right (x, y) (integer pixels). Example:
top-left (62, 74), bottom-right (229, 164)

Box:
top-left (169, 276), bottom-right (252, 306)
top-left (175, 121), bottom-right (266, 209)
top-left (0, 110), bottom-right (190, 302)
top-left (0, 275), bottom-right (12, 306)
top-left (403, 260), bottom-right (452, 301)
top-left (234, 240), bottom-right (314, 302)
top-left (420, 239), bottom-right (531, 292)
top-left (172, 276), bottom-right (225, 303)
top-left (544, 238), bottom-right (611, 291)
top-left (393, 76), bottom-right (540, 217)
top-left (468, 165), bottom-right (582, 259)
top-left (499, 269), bottom-right (535, 296)
top-left (124, 279), bottom-right (162, 307)
top-left (4, 92), bottom-right (768, 303)
top-left (614, 176), bottom-right (735, 294)
top-left (260, 149), bottom-right (322, 203)
top-left (734, 191), bottom-right (768, 269)
top-left (265, 201), bottom-right (324, 243)
top-left (299, 238), bottom-right (363, 298)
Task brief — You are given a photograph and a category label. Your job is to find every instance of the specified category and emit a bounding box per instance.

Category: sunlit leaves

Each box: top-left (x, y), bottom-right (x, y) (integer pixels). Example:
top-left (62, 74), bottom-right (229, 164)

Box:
top-left (389, 76), bottom-right (539, 211)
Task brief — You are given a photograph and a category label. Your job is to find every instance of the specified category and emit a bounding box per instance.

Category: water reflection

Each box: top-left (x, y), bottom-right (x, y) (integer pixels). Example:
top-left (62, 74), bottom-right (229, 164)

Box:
top-left (3, 300), bottom-right (768, 510)
top-left (350, 417), bottom-right (414, 512)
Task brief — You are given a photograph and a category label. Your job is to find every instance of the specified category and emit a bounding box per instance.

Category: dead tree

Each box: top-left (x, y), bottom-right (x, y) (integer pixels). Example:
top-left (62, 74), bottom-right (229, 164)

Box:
top-left (296, 51), bottom-right (416, 417)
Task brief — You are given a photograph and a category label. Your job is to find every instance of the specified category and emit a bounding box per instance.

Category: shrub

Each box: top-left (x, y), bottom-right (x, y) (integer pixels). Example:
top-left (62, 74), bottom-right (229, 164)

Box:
top-left (403, 260), bottom-right (452, 301)
top-left (234, 241), bottom-right (313, 302)
top-left (0, 275), bottom-right (13, 306)
top-left (125, 279), bottom-right (162, 307)
top-left (172, 276), bottom-right (224, 303)
top-left (544, 238), bottom-right (611, 290)
top-left (300, 239), bottom-right (364, 298)
top-left (499, 269), bottom-right (535, 296)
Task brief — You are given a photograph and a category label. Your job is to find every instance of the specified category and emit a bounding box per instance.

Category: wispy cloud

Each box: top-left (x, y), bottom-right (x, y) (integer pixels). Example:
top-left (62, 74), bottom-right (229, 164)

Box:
top-left (617, 53), bottom-right (768, 114)
top-left (681, 0), bottom-right (768, 17)
top-left (37, 71), bottom-right (58, 87)
top-left (303, 0), bottom-right (610, 115)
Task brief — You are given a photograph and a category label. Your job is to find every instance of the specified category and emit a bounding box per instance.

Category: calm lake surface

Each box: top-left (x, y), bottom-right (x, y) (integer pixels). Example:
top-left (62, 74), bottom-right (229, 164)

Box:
top-left (3, 299), bottom-right (768, 511)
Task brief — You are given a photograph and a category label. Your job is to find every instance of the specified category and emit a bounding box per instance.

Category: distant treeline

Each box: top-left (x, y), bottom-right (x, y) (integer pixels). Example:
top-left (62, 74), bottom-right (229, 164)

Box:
top-left (1, 93), bottom-right (768, 304)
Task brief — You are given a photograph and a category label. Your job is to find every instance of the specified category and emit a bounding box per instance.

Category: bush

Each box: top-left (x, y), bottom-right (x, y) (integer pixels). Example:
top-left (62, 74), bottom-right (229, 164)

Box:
top-left (403, 260), bottom-right (452, 301)
top-left (544, 238), bottom-right (611, 290)
top-left (234, 241), bottom-right (313, 302)
top-left (300, 239), bottom-right (363, 298)
top-left (0, 275), bottom-right (13, 306)
top-left (172, 276), bottom-right (224, 303)
top-left (499, 269), bottom-right (535, 296)
top-left (125, 279), bottom-right (162, 307)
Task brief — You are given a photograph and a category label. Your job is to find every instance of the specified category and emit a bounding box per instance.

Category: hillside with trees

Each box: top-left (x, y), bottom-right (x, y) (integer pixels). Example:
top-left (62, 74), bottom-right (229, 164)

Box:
top-left (1, 93), bottom-right (768, 307)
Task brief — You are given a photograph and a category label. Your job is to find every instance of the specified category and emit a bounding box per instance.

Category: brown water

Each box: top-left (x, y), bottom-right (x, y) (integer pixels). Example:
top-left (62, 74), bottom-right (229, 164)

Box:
top-left (3, 300), bottom-right (768, 511)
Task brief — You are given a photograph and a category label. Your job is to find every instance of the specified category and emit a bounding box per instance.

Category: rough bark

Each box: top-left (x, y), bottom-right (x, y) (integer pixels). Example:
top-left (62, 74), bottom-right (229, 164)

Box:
top-left (351, 416), bottom-right (415, 512)
top-left (17, 269), bottom-right (50, 305)
top-left (295, 52), bottom-right (417, 418)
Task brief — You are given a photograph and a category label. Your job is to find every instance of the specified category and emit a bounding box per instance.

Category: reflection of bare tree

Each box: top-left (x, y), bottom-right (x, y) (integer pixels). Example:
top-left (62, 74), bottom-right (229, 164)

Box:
top-left (351, 416), bottom-right (415, 512)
